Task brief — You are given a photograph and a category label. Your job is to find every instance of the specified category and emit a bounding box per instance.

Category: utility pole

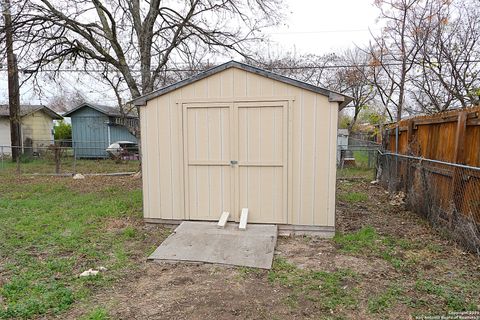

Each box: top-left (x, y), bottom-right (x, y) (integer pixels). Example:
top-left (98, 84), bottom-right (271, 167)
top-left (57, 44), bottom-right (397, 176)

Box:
top-left (3, 0), bottom-right (21, 162)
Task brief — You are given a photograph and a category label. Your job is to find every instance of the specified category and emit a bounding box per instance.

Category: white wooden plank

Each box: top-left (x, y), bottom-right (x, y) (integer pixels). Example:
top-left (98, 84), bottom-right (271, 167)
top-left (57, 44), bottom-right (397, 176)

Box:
top-left (239, 208), bottom-right (249, 230)
top-left (217, 211), bottom-right (230, 228)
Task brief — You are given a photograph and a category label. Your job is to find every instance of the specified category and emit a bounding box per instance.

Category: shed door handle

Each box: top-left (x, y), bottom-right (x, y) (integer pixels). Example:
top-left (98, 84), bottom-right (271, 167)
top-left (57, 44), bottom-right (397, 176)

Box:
top-left (230, 160), bottom-right (238, 166)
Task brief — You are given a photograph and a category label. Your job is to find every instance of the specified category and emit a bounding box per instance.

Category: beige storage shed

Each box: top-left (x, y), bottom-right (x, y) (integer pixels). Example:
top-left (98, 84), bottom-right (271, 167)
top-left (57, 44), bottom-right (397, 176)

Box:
top-left (132, 61), bottom-right (351, 236)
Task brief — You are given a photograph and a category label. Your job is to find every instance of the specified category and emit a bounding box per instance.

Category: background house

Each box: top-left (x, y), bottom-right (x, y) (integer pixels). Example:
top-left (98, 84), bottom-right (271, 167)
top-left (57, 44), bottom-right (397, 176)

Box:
top-left (0, 105), bottom-right (62, 155)
top-left (63, 103), bottom-right (138, 158)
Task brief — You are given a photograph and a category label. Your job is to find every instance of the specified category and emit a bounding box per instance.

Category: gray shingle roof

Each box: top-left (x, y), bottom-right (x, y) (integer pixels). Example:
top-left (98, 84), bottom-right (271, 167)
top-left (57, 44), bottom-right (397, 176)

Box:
top-left (0, 104), bottom-right (62, 119)
top-left (63, 103), bottom-right (138, 118)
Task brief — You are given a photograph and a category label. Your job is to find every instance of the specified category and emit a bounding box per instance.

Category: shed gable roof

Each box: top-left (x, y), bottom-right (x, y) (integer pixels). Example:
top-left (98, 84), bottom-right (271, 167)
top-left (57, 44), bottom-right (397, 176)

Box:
top-left (0, 104), bottom-right (62, 120)
top-left (130, 60), bottom-right (352, 108)
top-left (63, 102), bottom-right (138, 118)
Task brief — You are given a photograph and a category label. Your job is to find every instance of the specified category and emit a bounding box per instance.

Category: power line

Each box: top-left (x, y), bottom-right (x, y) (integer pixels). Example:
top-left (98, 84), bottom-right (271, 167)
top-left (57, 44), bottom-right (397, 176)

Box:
top-left (265, 29), bottom-right (377, 35)
top-left (249, 60), bottom-right (480, 70)
top-left (0, 60), bottom-right (479, 73)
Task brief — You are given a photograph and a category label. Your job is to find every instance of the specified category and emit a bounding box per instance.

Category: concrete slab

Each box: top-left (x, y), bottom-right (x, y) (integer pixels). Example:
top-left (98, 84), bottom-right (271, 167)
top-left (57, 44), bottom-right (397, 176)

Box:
top-left (148, 221), bottom-right (277, 269)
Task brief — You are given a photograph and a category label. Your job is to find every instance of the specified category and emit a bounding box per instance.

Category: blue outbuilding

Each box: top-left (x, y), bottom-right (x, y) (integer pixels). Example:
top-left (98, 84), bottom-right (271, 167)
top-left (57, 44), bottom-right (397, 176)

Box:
top-left (63, 103), bottom-right (138, 158)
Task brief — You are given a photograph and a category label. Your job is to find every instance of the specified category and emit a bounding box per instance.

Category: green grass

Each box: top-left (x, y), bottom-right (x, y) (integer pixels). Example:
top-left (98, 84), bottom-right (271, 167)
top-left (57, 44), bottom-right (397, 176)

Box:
top-left (335, 227), bottom-right (479, 313)
top-left (338, 192), bottom-right (368, 203)
top-left (0, 178), bottom-right (144, 318)
top-left (268, 257), bottom-right (358, 311)
top-left (237, 266), bottom-right (265, 279)
top-left (367, 267), bottom-right (477, 314)
top-left (333, 227), bottom-right (416, 271)
top-left (80, 307), bottom-right (110, 320)
top-left (352, 150), bottom-right (375, 168)
top-left (333, 226), bottom-right (380, 253)
top-left (414, 279), bottom-right (478, 312)
top-left (368, 284), bottom-right (403, 313)
top-left (337, 167), bottom-right (374, 180)
top-left (415, 279), bottom-right (444, 296)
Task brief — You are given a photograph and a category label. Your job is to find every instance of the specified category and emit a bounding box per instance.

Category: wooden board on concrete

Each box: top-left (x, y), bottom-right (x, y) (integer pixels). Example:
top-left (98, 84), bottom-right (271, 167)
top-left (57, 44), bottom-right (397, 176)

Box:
top-left (217, 211), bottom-right (230, 228)
top-left (148, 221), bottom-right (277, 269)
top-left (239, 208), bottom-right (248, 230)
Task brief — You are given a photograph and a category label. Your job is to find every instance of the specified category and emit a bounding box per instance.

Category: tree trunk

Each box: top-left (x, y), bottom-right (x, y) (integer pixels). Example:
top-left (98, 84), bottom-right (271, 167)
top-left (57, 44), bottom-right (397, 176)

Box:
top-left (3, 0), bottom-right (22, 162)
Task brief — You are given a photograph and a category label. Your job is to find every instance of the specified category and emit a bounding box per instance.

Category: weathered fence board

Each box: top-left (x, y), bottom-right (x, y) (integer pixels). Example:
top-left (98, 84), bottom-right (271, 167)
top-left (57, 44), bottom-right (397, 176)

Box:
top-left (385, 106), bottom-right (480, 166)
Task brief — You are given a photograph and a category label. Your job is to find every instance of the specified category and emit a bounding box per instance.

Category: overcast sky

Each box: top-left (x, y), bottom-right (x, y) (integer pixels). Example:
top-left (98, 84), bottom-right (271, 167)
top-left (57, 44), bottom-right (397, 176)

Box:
top-left (263, 0), bottom-right (379, 55)
top-left (0, 0), bottom-right (381, 107)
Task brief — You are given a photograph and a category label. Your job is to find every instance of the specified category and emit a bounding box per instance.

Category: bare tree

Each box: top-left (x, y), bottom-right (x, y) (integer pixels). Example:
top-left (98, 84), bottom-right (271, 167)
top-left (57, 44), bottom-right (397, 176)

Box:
top-left (5, 0), bottom-right (284, 102)
top-left (366, 0), bottom-right (434, 121)
top-left (248, 52), bottom-right (338, 87)
top-left (48, 89), bottom-right (86, 114)
top-left (366, 0), bottom-right (479, 116)
top-left (323, 49), bottom-right (376, 130)
top-left (249, 50), bottom-right (377, 130)
top-left (2, 0), bottom-right (21, 161)
top-left (412, 0), bottom-right (480, 111)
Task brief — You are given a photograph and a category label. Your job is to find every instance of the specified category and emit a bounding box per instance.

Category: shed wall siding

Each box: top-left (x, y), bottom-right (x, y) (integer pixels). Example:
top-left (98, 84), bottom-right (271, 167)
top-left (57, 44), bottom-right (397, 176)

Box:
top-left (71, 108), bottom-right (109, 157)
top-left (70, 107), bottom-right (137, 158)
top-left (110, 125), bottom-right (138, 144)
top-left (21, 111), bottom-right (55, 148)
top-left (141, 68), bottom-right (337, 226)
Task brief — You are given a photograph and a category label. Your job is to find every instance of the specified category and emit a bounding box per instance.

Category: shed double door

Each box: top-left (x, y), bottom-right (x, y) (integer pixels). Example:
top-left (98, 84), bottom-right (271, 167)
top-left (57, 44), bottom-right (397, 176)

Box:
top-left (183, 101), bottom-right (288, 224)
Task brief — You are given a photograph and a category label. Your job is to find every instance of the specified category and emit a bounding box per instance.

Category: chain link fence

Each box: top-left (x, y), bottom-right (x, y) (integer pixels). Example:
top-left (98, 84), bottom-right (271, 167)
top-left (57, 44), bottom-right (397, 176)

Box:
top-left (0, 142), bottom-right (140, 175)
top-left (338, 137), bottom-right (381, 169)
top-left (377, 151), bottom-right (480, 254)
top-left (337, 137), bottom-right (380, 180)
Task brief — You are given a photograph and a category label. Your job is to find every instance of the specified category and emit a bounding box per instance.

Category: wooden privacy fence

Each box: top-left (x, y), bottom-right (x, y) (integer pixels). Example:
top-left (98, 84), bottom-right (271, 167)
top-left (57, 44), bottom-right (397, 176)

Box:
top-left (380, 106), bottom-right (480, 254)
top-left (384, 106), bottom-right (480, 166)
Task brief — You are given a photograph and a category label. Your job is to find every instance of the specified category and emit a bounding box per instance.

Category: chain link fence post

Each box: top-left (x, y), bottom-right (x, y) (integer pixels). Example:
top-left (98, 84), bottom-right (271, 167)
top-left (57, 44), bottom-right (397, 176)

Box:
top-left (73, 142), bottom-right (77, 175)
top-left (15, 146), bottom-right (20, 174)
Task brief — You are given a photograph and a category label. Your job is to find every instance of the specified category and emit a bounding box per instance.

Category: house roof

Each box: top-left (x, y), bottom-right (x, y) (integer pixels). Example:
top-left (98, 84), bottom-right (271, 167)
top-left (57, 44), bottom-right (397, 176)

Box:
top-left (0, 104), bottom-right (63, 120)
top-left (63, 102), bottom-right (138, 118)
top-left (130, 60), bottom-right (353, 108)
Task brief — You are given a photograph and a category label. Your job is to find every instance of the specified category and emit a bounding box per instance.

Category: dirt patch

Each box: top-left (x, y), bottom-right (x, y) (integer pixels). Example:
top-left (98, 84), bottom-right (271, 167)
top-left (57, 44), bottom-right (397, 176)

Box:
top-left (276, 237), bottom-right (393, 276)
top-left (104, 216), bottom-right (144, 231)
top-left (63, 263), bottom-right (295, 320)
top-left (67, 175), bottom-right (142, 194)
top-left (0, 174), bottom-right (142, 194)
